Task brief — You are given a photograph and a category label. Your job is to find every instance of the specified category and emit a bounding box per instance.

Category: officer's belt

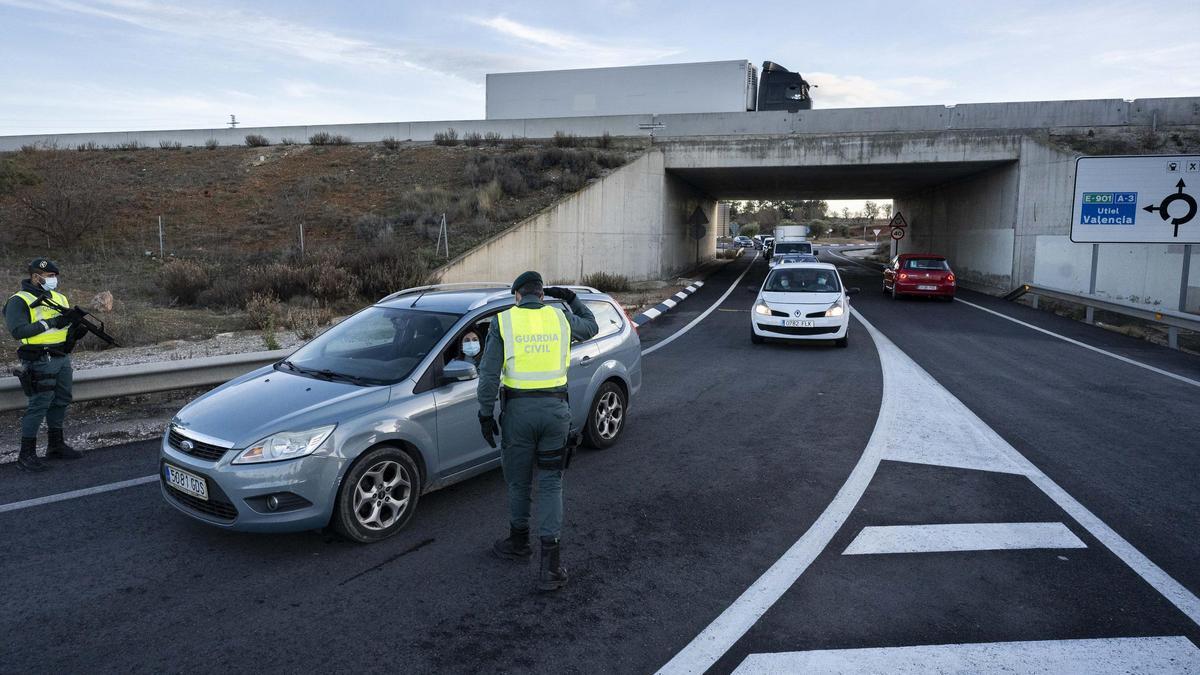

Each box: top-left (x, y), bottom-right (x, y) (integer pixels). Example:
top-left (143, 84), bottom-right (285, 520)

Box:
top-left (17, 344), bottom-right (69, 360)
top-left (501, 388), bottom-right (567, 401)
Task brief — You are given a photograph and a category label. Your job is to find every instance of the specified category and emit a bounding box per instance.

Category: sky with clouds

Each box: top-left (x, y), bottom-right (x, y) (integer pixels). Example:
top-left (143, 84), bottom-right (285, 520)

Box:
top-left (2, 0), bottom-right (1198, 137)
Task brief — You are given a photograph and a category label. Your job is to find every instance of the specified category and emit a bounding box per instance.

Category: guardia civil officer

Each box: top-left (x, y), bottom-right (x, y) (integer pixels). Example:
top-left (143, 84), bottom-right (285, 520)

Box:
top-left (5, 258), bottom-right (83, 471)
top-left (477, 271), bottom-right (598, 591)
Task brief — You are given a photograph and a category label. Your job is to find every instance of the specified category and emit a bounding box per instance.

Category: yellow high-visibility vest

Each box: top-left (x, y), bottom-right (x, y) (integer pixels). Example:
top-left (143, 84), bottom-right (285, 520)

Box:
top-left (11, 290), bottom-right (71, 346)
top-left (497, 305), bottom-right (571, 390)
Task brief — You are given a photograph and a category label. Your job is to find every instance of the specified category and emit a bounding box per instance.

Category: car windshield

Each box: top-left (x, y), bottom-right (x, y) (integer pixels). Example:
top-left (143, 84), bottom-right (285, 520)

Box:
top-left (774, 242), bottom-right (811, 254)
top-left (904, 258), bottom-right (949, 270)
top-left (279, 307), bottom-right (461, 385)
top-left (764, 268), bottom-right (841, 293)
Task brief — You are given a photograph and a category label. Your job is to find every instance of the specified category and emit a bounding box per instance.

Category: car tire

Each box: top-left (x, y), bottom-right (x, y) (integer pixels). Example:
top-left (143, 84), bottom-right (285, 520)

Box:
top-left (890, 285), bottom-right (900, 300)
top-left (584, 381), bottom-right (627, 450)
top-left (834, 335), bottom-right (848, 348)
top-left (332, 446), bottom-right (421, 544)
top-left (750, 327), bottom-right (764, 344)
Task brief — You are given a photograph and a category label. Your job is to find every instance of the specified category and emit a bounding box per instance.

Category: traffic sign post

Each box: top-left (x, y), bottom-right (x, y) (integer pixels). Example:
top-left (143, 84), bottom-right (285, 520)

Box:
top-left (890, 227), bottom-right (905, 240)
top-left (872, 227), bottom-right (882, 242)
top-left (1071, 155), bottom-right (1200, 243)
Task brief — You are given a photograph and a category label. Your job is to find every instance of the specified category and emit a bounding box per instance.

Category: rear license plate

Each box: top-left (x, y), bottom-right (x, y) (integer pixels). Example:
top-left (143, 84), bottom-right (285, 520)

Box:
top-left (782, 319), bottom-right (815, 327)
top-left (164, 464), bottom-right (209, 501)
top-left (918, 285), bottom-right (938, 291)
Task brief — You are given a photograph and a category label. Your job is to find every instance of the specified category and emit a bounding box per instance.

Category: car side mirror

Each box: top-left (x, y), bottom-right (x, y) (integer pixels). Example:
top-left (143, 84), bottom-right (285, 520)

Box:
top-left (846, 287), bottom-right (861, 296)
top-left (442, 359), bottom-right (478, 384)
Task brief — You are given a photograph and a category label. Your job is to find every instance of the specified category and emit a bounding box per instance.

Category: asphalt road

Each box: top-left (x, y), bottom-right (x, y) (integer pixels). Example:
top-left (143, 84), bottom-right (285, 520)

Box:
top-left (1, 249), bottom-right (1198, 674)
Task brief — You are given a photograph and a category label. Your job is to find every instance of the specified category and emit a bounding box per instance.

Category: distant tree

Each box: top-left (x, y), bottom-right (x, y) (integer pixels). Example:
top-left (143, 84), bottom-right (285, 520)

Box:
top-left (739, 223), bottom-right (760, 237)
top-left (883, 202), bottom-right (893, 219)
top-left (840, 207), bottom-right (851, 220)
top-left (16, 151), bottom-right (113, 249)
top-left (863, 201), bottom-right (880, 221)
top-left (808, 221), bottom-right (829, 239)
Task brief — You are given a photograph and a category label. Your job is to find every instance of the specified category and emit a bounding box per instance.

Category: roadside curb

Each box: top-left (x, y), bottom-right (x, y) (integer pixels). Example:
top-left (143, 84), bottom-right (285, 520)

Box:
top-left (632, 281), bottom-right (705, 327)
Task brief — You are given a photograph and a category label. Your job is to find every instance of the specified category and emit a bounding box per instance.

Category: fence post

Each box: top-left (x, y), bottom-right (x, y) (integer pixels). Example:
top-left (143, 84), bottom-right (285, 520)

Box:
top-left (158, 215), bottom-right (164, 259)
top-left (299, 223), bottom-right (305, 256)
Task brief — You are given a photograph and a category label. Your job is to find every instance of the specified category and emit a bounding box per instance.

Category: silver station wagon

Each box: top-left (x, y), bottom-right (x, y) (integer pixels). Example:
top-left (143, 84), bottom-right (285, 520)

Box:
top-left (159, 284), bottom-right (642, 543)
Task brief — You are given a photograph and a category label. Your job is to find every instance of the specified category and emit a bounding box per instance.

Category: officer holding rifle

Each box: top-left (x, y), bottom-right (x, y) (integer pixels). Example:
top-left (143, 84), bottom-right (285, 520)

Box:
top-left (6, 258), bottom-right (117, 472)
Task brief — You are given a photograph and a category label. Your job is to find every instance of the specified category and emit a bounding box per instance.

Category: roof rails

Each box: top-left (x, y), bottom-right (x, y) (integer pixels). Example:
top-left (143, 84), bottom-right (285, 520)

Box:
top-left (469, 284), bottom-right (603, 311)
top-left (379, 282), bottom-right (511, 304)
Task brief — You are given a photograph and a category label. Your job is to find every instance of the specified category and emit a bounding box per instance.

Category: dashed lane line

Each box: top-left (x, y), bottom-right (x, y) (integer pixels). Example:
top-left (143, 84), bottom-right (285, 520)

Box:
top-left (731, 636), bottom-right (1200, 674)
top-left (841, 522), bottom-right (1087, 555)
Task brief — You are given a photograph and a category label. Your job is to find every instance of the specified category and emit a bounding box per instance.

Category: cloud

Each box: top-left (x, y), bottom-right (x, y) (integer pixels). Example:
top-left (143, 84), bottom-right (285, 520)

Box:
top-left (805, 72), bottom-right (953, 108)
top-left (469, 15), bottom-right (679, 69)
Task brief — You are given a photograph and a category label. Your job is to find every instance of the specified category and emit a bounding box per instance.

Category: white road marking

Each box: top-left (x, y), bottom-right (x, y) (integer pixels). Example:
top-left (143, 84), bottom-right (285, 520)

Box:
top-left (643, 252), bottom-right (759, 356)
top-left (642, 307), bottom-right (662, 319)
top-left (732, 636), bottom-right (1200, 674)
top-left (842, 522), bottom-right (1086, 555)
top-left (662, 298), bottom-right (677, 308)
top-left (0, 474), bottom-right (158, 514)
top-left (657, 308), bottom-right (1200, 674)
top-left (955, 298), bottom-right (1200, 389)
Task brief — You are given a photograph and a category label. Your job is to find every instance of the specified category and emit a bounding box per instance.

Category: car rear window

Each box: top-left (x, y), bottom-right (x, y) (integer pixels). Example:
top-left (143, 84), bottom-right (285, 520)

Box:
top-left (584, 300), bottom-right (624, 340)
top-left (774, 242), bottom-right (812, 255)
top-left (904, 258), bottom-right (949, 270)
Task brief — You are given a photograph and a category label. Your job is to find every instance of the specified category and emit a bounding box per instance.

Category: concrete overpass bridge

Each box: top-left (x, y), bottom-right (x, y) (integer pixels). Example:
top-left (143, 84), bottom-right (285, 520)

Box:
top-left (4, 97), bottom-right (1198, 304)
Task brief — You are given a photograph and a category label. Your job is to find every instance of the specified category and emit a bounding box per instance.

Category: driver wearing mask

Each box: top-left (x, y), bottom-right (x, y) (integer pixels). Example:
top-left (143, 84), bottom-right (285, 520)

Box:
top-left (458, 330), bottom-right (482, 365)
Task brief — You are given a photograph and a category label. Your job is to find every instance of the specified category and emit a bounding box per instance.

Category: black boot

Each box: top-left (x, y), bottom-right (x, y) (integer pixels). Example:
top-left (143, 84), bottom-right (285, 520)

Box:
top-left (492, 527), bottom-right (533, 560)
top-left (47, 429), bottom-right (82, 460)
top-left (538, 536), bottom-right (568, 592)
top-left (17, 437), bottom-right (49, 472)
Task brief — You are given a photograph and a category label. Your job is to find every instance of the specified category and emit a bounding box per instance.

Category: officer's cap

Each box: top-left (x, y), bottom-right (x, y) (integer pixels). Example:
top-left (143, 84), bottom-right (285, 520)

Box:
top-left (511, 270), bottom-right (543, 294)
top-left (28, 258), bottom-right (59, 274)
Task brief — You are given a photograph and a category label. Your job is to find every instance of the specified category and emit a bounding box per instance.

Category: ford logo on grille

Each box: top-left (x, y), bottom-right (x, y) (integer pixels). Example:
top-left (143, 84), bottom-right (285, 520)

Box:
top-left (794, 310), bottom-right (803, 317)
top-left (180, 439), bottom-right (194, 451)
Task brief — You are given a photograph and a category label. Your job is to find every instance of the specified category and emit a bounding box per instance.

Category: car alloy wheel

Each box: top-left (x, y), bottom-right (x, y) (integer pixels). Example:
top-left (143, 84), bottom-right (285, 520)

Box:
top-left (353, 460), bottom-right (411, 531)
top-left (585, 382), bottom-right (627, 449)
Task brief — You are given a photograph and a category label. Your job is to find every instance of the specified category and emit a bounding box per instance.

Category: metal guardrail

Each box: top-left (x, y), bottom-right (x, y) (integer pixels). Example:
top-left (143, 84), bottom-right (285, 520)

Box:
top-left (1007, 283), bottom-right (1200, 350)
top-left (0, 349), bottom-right (289, 413)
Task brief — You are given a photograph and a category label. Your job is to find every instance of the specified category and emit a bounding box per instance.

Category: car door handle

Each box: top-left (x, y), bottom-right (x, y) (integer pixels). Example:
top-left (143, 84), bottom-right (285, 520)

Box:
top-left (579, 356), bottom-right (594, 366)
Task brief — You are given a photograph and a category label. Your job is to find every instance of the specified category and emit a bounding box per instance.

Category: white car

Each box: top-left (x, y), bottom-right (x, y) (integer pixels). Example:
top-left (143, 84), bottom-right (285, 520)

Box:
top-left (750, 261), bottom-right (859, 348)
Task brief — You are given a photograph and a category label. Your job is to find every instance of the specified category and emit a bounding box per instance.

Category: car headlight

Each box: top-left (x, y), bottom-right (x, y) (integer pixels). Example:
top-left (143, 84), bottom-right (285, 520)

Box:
top-left (754, 301), bottom-right (772, 316)
top-left (233, 424), bottom-right (336, 465)
top-left (825, 301), bottom-right (845, 317)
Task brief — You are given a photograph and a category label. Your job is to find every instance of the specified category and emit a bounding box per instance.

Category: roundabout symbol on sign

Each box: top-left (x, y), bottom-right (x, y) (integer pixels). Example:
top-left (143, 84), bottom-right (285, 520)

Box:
top-left (1143, 179), bottom-right (1197, 237)
top-left (890, 227), bottom-right (905, 241)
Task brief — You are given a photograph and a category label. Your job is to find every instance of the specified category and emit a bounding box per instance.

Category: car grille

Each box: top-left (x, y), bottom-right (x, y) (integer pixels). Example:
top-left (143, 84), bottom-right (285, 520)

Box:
top-left (162, 469), bottom-right (238, 522)
top-left (757, 323), bottom-right (840, 336)
top-left (769, 308), bottom-right (789, 317)
top-left (805, 310), bottom-right (829, 318)
top-left (168, 428), bottom-right (230, 461)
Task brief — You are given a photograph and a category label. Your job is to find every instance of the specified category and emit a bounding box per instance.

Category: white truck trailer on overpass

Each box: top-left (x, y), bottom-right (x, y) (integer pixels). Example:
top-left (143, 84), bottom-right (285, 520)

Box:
top-left (486, 60), bottom-right (759, 120)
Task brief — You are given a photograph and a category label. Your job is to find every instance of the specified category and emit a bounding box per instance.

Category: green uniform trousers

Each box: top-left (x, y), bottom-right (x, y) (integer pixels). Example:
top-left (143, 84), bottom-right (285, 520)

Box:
top-left (20, 354), bottom-right (73, 438)
top-left (500, 397), bottom-right (571, 539)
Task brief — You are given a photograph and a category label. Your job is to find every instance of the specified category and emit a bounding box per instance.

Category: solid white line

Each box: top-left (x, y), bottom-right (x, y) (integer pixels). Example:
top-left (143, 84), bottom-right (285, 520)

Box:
top-left (955, 298), bottom-right (1200, 389)
top-left (732, 636), bottom-right (1200, 674)
top-left (0, 474), bottom-right (158, 514)
top-left (643, 252), bottom-right (759, 357)
top-left (842, 522), bottom-right (1086, 555)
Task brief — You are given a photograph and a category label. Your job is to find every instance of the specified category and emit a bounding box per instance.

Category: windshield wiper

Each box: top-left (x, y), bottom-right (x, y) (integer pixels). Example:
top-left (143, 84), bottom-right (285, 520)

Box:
top-left (311, 369), bottom-right (373, 386)
top-left (277, 360), bottom-right (301, 372)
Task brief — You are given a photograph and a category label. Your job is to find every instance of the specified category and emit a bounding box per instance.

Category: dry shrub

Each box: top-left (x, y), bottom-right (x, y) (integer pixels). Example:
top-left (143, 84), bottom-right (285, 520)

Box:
top-left (582, 272), bottom-right (632, 293)
top-left (204, 139), bottom-right (219, 150)
top-left (285, 305), bottom-right (334, 340)
top-left (433, 129), bottom-right (459, 146)
top-left (311, 263), bottom-right (362, 303)
top-left (308, 132), bottom-right (349, 145)
top-left (244, 292), bottom-right (283, 329)
top-left (244, 134), bottom-right (270, 147)
top-left (159, 140), bottom-right (182, 150)
top-left (484, 132), bottom-right (503, 146)
top-left (381, 137), bottom-right (402, 150)
top-left (159, 259), bottom-right (211, 305)
top-left (553, 131), bottom-right (579, 147)
top-left (464, 132), bottom-right (483, 147)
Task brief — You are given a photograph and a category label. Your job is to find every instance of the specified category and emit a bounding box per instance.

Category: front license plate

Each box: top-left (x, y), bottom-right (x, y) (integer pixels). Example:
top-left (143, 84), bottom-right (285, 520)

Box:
top-left (918, 285), bottom-right (938, 291)
top-left (164, 464), bottom-right (209, 501)
top-left (782, 319), bottom-right (815, 327)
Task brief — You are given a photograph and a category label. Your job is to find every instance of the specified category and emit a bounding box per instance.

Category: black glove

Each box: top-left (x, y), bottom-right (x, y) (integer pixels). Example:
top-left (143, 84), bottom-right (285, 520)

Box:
top-left (544, 287), bottom-right (577, 304)
top-left (479, 414), bottom-right (500, 448)
top-left (47, 315), bottom-right (73, 329)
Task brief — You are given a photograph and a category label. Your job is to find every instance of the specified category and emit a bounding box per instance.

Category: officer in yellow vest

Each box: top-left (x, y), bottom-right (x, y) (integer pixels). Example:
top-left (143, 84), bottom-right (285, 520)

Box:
top-left (477, 271), bottom-right (598, 591)
top-left (5, 258), bottom-right (84, 471)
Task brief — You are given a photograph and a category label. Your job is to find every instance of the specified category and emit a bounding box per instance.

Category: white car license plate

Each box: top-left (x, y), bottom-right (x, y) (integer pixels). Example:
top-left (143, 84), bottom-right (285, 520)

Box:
top-left (782, 319), bottom-right (815, 328)
top-left (918, 285), bottom-right (938, 291)
top-left (164, 464), bottom-right (209, 501)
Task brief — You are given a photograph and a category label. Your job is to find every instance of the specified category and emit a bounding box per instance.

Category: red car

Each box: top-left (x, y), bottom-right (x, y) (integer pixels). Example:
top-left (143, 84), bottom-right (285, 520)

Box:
top-left (883, 254), bottom-right (956, 300)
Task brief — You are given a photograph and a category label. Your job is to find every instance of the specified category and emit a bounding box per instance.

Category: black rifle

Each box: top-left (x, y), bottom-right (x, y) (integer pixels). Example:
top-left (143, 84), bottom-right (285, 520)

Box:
top-left (30, 293), bottom-right (120, 349)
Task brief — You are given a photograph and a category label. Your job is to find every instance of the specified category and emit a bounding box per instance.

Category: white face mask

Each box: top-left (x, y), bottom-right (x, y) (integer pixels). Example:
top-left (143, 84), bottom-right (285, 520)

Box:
top-left (462, 340), bottom-right (480, 357)
top-left (40, 276), bottom-right (58, 291)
